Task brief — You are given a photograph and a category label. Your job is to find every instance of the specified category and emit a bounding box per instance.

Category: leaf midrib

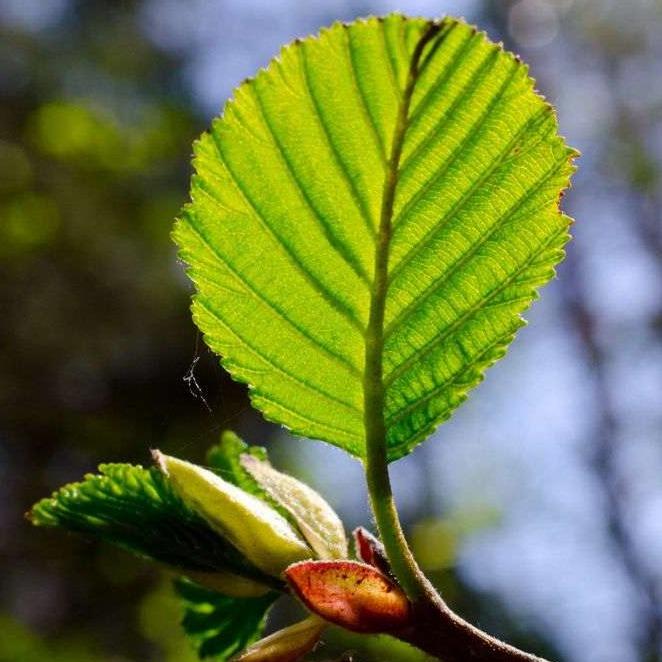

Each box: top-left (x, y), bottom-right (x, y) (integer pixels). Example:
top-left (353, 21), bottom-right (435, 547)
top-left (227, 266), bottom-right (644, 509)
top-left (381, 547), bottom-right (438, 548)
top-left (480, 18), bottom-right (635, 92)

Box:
top-left (363, 20), bottom-right (442, 457)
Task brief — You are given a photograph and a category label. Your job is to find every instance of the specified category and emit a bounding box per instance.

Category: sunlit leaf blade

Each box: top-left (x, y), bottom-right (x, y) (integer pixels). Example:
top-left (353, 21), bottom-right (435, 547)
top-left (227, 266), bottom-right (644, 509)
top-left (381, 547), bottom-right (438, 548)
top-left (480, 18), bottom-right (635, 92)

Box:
top-left (28, 463), bottom-right (272, 585)
top-left (175, 578), bottom-right (277, 660)
top-left (175, 14), bottom-right (577, 461)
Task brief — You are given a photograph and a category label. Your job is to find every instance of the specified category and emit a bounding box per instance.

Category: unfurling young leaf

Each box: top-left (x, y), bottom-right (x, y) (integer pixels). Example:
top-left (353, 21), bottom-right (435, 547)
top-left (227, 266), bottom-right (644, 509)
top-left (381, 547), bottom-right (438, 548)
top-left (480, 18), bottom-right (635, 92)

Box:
top-left (241, 454), bottom-right (347, 560)
top-left (153, 451), bottom-right (312, 577)
top-left (236, 616), bottom-right (325, 662)
top-left (182, 569), bottom-right (273, 599)
top-left (175, 14), bottom-right (577, 462)
top-left (28, 463), bottom-right (276, 595)
top-left (285, 560), bottom-right (411, 633)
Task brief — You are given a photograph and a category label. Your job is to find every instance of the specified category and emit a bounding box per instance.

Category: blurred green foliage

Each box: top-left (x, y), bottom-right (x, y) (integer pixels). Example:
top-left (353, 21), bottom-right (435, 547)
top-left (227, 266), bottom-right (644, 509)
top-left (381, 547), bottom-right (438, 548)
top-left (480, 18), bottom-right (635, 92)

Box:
top-left (139, 581), bottom-right (200, 662)
top-left (0, 2), bottom-right (253, 660)
top-left (0, 613), bottom-right (116, 662)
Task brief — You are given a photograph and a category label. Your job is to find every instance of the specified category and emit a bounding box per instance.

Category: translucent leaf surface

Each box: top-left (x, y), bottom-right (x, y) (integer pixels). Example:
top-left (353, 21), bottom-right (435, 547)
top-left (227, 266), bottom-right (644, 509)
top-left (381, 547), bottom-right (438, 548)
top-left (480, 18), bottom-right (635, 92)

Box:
top-left (175, 578), bottom-right (277, 660)
top-left (175, 14), bottom-right (577, 461)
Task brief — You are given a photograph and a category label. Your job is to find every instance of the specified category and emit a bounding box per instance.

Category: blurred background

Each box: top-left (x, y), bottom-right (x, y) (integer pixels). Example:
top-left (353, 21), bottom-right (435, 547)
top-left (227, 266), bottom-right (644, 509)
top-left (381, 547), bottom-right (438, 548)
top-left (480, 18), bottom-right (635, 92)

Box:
top-left (1, 0), bottom-right (661, 660)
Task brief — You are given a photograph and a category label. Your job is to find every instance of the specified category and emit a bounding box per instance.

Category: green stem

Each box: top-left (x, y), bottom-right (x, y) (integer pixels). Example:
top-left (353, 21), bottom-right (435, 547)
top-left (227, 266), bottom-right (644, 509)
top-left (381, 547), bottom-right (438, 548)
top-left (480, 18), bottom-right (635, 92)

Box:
top-left (363, 20), bottom-right (441, 603)
top-left (364, 443), bottom-right (429, 600)
top-left (362, 22), bottom-right (548, 662)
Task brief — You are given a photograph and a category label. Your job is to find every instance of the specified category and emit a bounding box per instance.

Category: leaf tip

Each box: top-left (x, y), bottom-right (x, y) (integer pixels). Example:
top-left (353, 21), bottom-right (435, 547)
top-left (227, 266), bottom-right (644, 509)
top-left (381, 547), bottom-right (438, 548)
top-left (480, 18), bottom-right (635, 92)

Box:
top-left (150, 448), bottom-right (167, 474)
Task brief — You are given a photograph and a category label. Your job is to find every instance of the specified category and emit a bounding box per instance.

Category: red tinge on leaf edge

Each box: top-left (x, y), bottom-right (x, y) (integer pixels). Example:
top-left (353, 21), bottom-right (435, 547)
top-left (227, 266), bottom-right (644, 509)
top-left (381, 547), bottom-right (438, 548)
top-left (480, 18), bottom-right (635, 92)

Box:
top-left (285, 560), bottom-right (411, 633)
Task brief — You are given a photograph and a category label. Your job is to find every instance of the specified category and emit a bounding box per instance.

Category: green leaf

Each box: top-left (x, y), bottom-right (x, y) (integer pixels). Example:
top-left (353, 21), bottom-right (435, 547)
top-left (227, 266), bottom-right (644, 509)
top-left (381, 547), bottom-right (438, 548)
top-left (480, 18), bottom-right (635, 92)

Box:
top-left (174, 14), bottom-right (577, 461)
top-left (207, 430), bottom-right (268, 496)
top-left (29, 463), bottom-right (273, 587)
top-left (175, 578), bottom-right (277, 660)
top-left (208, 431), bottom-right (347, 557)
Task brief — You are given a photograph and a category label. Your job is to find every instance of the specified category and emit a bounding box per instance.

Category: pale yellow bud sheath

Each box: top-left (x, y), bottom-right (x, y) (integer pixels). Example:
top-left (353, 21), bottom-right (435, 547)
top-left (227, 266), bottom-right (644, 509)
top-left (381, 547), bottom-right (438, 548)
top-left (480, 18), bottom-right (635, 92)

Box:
top-left (241, 454), bottom-right (347, 560)
top-left (182, 569), bottom-right (271, 598)
top-left (152, 451), bottom-right (312, 577)
top-left (235, 616), bottom-right (325, 662)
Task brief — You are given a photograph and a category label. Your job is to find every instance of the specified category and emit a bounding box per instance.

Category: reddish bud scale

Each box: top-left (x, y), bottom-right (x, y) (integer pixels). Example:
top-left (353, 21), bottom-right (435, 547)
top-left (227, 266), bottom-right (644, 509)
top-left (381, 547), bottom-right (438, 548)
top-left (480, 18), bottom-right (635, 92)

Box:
top-left (353, 527), bottom-right (392, 578)
top-left (285, 560), bottom-right (411, 634)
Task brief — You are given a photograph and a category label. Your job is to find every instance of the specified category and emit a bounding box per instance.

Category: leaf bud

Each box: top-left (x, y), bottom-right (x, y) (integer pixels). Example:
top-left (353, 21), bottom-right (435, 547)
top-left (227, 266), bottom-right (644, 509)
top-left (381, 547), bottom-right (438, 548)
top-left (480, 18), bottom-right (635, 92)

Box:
top-left (153, 450), bottom-right (312, 578)
top-left (285, 560), bottom-right (411, 633)
top-left (353, 527), bottom-right (392, 578)
top-left (235, 616), bottom-right (325, 662)
top-left (241, 454), bottom-right (347, 560)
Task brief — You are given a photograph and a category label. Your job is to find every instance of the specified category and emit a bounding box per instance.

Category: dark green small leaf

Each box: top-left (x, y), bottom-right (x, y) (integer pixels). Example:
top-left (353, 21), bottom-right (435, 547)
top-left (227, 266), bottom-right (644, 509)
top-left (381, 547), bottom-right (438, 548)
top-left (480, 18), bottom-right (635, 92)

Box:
top-left (175, 578), bottom-right (278, 660)
top-left (207, 430), bottom-right (268, 494)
